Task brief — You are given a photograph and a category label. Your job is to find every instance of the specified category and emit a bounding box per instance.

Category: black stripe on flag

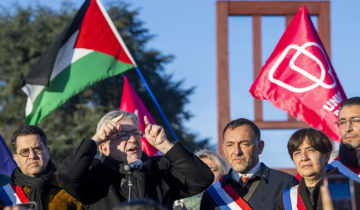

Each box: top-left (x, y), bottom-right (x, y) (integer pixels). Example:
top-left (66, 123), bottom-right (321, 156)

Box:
top-left (24, 0), bottom-right (91, 86)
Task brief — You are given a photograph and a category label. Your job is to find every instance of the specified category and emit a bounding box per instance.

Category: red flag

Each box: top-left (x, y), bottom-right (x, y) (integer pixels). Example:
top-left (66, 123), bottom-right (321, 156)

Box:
top-left (120, 77), bottom-right (162, 156)
top-left (249, 6), bottom-right (346, 142)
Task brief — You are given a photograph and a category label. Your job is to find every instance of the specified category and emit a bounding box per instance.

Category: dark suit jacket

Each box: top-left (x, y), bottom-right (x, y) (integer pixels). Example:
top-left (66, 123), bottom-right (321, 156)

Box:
top-left (334, 143), bottom-right (360, 210)
top-left (200, 163), bottom-right (299, 210)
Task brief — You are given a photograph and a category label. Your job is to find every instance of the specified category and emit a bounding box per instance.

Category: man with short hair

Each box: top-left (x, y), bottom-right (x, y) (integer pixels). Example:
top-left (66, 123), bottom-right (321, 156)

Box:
top-left (200, 118), bottom-right (298, 210)
top-left (0, 125), bottom-right (82, 210)
top-left (327, 96), bottom-right (360, 209)
top-left (57, 110), bottom-right (214, 209)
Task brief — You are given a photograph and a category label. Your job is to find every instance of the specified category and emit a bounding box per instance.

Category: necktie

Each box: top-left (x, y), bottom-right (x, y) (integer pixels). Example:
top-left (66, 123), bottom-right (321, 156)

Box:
top-left (240, 176), bottom-right (249, 183)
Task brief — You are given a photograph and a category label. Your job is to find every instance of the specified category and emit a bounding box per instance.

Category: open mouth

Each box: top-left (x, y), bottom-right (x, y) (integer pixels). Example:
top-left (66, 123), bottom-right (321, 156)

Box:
top-left (127, 147), bottom-right (138, 153)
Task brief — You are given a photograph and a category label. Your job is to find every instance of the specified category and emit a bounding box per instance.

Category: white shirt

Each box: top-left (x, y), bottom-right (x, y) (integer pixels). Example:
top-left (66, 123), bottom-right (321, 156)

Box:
top-left (231, 162), bottom-right (261, 182)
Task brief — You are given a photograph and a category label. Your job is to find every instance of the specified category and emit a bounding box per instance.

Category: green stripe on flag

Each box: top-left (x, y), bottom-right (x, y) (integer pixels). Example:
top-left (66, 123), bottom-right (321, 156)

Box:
top-left (26, 51), bottom-right (134, 125)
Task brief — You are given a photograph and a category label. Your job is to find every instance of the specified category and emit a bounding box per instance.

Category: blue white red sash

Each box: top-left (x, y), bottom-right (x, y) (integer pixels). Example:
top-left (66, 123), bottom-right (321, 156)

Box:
top-left (327, 157), bottom-right (360, 183)
top-left (206, 176), bottom-right (252, 210)
top-left (282, 185), bottom-right (306, 210)
top-left (0, 183), bottom-right (29, 206)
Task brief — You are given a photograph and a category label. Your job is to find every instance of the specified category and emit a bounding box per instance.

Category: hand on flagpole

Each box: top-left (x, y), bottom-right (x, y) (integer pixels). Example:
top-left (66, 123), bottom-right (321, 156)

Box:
top-left (91, 114), bottom-right (124, 146)
top-left (144, 116), bottom-right (174, 154)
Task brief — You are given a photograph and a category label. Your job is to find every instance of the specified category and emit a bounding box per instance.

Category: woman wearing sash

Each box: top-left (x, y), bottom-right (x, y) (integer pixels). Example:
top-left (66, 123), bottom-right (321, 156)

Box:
top-left (276, 128), bottom-right (334, 210)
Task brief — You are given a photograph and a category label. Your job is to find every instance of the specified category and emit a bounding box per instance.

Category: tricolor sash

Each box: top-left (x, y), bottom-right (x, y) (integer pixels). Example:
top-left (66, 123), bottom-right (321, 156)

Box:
top-left (206, 176), bottom-right (252, 210)
top-left (282, 185), bottom-right (306, 210)
top-left (327, 157), bottom-right (360, 183)
top-left (0, 183), bottom-right (29, 206)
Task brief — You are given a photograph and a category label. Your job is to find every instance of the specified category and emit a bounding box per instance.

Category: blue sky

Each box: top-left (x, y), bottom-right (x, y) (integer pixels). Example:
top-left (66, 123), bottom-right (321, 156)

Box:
top-left (6, 0), bottom-right (360, 168)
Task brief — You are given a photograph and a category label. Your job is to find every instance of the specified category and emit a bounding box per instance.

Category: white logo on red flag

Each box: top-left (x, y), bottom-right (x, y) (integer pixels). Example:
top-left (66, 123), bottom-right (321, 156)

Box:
top-left (249, 5), bottom-right (347, 142)
top-left (269, 42), bottom-right (337, 93)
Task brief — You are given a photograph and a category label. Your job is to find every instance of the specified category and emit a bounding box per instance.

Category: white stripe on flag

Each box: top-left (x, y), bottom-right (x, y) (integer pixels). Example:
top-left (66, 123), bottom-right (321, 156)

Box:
top-left (22, 84), bottom-right (45, 116)
top-left (50, 30), bottom-right (78, 81)
top-left (23, 30), bottom-right (92, 116)
top-left (52, 30), bottom-right (92, 81)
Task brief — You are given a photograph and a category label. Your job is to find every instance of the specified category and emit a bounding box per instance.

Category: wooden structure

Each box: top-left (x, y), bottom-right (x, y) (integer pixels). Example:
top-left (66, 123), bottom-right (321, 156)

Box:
top-left (216, 1), bottom-right (330, 157)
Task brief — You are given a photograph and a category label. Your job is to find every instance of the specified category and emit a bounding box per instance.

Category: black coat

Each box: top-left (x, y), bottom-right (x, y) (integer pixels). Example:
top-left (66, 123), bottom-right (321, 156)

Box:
top-left (57, 139), bottom-right (214, 209)
top-left (200, 163), bottom-right (299, 210)
top-left (336, 143), bottom-right (360, 210)
top-left (276, 168), bottom-right (338, 210)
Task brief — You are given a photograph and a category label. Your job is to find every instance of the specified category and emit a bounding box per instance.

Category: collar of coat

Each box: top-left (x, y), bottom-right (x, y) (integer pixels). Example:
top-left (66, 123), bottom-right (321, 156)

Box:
top-left (221, 162), bottom-right (269, 187)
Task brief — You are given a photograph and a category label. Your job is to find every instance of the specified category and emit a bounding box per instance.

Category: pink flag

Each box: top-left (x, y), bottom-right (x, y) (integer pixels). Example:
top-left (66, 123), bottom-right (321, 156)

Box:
top-left (120, 76), bottom-right (162, 156)
top-left (249, 6), bottom-right (346, 142)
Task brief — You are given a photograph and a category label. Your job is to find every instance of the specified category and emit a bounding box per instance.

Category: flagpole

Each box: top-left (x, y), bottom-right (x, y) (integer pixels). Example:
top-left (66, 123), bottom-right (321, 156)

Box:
top-left (135, 67), bottom-right (178, 141)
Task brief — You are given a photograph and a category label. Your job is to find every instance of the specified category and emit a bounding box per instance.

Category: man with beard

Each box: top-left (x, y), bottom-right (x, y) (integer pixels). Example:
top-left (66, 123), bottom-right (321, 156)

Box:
top-left (0, 125), bottom-right (82, 210)
top-left (57, 110), bottom-right (213, 209)
top-left (327, 97), bottom-right (360, 209)
top-left (200, 118), bottom-right (298, 210)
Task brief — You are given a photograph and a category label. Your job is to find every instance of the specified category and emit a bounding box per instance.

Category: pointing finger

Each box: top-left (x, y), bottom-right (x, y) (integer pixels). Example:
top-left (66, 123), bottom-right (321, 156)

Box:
top-left (150, 126), bottom-right (161, 137)
top-left (144, 116), bottom-right (151, 136)
top-left (144, 116), bottom-right (151, 126)
top-left (112, 114), bottom-right (124, 124)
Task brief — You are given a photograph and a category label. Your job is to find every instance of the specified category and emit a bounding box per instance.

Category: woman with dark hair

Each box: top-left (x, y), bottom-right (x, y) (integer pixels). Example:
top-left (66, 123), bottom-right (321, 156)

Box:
top-left (276, 128), bottom-right (334, 210)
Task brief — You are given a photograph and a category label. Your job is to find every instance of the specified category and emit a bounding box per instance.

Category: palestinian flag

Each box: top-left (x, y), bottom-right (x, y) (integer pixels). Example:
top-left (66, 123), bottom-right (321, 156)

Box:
top-left (22, 0), bottom-right (136, 125)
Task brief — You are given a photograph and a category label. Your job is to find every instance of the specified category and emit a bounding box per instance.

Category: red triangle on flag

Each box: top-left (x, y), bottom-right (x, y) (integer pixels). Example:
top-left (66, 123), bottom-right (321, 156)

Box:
top-left (74, 0), bottom-right (134, 65)
top-left (120, 77), bottom-right (162, 156)
top-left (250, 6), bottom-right (346, 141)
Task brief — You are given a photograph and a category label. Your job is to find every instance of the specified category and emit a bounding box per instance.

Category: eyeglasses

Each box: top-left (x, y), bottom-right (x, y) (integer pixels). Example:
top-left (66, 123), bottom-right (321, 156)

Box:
top-left (15, 146), bottom-right (43, 157)
top-left (335, 117), bottom-right (360, 128)
top-left (116, 130), bottom-right (144, 140)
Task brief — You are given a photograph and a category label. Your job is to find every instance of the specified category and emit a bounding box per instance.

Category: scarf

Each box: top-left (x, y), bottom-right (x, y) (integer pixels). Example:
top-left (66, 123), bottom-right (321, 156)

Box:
top-left (338, 143), bottom-right (360, 168)
top-left (12, 160), bottom-right (57, 210)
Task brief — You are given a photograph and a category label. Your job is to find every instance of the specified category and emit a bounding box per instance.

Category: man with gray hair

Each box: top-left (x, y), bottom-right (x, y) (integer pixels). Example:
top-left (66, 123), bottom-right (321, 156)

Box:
top-left (57, 110), bottom-right (214, 209)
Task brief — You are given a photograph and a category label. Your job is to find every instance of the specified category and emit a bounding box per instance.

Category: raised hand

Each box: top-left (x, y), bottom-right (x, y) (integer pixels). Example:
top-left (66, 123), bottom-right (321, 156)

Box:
top-left (144, 116), bottom-right (174, 154)
top-left (92, 114), bottom-right (124, 146)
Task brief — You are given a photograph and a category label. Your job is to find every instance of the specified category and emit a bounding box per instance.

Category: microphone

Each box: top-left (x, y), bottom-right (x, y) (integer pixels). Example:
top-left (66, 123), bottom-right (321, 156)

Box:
top-left (124, 159), bottom-right (143, 172)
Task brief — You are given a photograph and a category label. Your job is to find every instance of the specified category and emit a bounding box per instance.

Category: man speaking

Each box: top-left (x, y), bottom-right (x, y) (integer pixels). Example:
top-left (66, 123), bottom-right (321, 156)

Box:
top-left (57, 110), bottom-right (213, 209)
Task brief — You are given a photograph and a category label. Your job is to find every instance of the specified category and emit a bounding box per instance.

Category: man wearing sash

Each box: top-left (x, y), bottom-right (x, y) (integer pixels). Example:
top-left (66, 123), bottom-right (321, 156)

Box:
top-left (0, 125), bottom-right (82, 210)
top-left (327, 97), bottom-right (360, 209)
top-left (200, 118), bottom-right (298, 210)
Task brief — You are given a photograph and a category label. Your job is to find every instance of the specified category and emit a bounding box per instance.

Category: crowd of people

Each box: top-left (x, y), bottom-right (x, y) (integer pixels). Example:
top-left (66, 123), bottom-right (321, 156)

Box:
top-left (1, 97), bottom-right (360, 210)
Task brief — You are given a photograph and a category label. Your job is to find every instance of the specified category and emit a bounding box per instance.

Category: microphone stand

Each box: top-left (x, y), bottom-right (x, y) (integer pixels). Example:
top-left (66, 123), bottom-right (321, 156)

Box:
top-left (124, 159), bottom-right (143, 202)
top-left (127, 171), bottom-right (133, 202)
